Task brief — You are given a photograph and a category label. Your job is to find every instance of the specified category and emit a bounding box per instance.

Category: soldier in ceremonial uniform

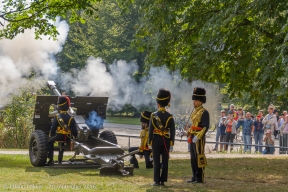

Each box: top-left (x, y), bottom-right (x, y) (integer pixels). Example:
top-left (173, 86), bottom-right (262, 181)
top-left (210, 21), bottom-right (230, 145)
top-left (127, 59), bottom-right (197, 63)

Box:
top-left (128, 111), bottom-right (153, 169)
top-left (187, 87), bottom-right (210, 183)
top-left (149, 89), bottom-right (175, 186)
top-left (47, 96), bottom-right (78, 165)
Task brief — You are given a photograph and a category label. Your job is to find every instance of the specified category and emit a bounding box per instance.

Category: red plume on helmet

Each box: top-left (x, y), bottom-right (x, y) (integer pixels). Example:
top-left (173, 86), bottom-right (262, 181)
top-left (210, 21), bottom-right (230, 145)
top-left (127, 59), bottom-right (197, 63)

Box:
top-left (57, 96), bottom-right (70, 111)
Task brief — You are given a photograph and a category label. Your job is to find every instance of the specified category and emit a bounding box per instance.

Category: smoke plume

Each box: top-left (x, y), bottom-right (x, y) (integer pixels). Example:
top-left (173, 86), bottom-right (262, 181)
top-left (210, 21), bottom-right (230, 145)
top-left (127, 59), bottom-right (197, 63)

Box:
top-left (0, 19), bottom-right (220, 124)
top-left (58, 57), bottom-right (221, 123)
top-left (0, 19), bottom-right (69, 105)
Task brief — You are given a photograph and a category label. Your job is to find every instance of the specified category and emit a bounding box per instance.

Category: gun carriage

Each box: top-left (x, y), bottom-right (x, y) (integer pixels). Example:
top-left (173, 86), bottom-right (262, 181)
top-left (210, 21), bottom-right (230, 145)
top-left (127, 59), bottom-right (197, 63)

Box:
top-left (28, 81), bottom-right (137, 175)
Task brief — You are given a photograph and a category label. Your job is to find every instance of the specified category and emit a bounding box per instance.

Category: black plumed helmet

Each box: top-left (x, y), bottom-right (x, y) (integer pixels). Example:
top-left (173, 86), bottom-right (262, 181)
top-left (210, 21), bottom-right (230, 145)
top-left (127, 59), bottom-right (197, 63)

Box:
top-left (192, 87), bottom-right (206, 103)
top-left (156, 88), bottom-right (171, 107)
top-left (140, 111), bottom-right (152, 123)
top-left (57, 96), bottom-right (70, 111)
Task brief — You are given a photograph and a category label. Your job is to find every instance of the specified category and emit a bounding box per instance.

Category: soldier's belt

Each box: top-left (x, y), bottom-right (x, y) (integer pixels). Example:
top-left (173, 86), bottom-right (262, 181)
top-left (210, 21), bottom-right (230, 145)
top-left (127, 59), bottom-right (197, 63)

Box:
top-left (153, 129), bottom-right (170, 138)
top-left (190, 126), bottom-right (203, 131)
top-left (188, 129), bottom-right (201, 135)
top-left (56, 127), bottom-right (71, 135)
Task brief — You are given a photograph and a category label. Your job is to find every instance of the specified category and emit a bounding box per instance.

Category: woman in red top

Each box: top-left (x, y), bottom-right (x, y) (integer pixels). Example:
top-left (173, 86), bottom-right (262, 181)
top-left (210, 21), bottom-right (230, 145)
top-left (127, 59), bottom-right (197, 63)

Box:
top-left (224, 115), bottom-right (237, 151)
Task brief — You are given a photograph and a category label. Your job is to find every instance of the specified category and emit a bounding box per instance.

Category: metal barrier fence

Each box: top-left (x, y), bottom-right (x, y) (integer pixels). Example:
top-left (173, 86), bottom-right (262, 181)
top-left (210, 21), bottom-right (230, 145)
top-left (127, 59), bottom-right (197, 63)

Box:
top-left (114, 133), bottom-right (288, 153)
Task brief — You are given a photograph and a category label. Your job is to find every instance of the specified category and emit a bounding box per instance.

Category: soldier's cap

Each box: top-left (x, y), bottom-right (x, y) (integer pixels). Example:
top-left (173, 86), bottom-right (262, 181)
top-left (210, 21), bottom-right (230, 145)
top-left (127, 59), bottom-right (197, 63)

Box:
top-left (156, 88), bottom-right (171, 107)
top-left (192, 87), bottom-right (206, 103)
top-left (57, 96), bottom-right (70, 110)
top-left (140, 111), bottom-right (152, 123)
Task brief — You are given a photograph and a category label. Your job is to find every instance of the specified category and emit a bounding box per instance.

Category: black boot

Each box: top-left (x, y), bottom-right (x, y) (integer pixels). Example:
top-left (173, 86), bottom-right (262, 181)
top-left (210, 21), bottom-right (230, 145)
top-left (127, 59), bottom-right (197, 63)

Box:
top-left (58, 150), bottom-right (64, 164)
top-left (151, 182), bottom-right (160, 186)
top-left (187, 177), bottom-right (195, 183)
top-left (130, 156), bottom-right (139, 168)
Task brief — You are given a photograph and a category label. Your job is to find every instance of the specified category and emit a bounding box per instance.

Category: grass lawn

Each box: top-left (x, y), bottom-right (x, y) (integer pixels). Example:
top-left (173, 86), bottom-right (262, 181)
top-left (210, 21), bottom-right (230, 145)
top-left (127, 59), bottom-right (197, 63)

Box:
top-left (0, 154), bottom-right (288, 191)
top-left (104, 116), bottom-right (140, 125)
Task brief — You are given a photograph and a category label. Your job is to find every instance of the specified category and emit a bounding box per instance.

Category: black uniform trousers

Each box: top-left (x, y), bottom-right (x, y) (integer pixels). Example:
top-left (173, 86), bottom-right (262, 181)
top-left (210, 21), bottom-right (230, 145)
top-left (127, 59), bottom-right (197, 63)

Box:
top-left (190, 135), bottom-right (205, 182)
top-left (152, 135), bottom-right (171, 183)
top-left (128, 147), bottom-right (153, 168)
top-left (47, 134), bottom-right (70, 162)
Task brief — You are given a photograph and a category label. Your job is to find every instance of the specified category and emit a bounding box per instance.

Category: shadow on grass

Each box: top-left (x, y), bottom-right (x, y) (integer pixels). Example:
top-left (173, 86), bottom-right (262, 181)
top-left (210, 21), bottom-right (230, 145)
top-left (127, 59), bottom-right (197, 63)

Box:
top-left (25, 166), bottom-right (101, 176)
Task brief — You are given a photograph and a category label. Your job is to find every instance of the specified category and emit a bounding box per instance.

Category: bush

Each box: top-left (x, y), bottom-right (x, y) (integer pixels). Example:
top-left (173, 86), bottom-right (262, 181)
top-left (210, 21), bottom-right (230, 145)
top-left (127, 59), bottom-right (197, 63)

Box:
top-left (0, 92), bottom-right (37, 148)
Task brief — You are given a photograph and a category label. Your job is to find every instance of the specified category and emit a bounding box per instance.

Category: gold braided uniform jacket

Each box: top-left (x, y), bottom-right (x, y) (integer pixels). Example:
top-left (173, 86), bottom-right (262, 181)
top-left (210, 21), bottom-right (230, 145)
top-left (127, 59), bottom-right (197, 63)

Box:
top-left (139, 127), bottom-right (150, 152)
top-left (148, 108), bottom-right (175, 146)
top-left (188, 106), bottom-right (210, 139)
top-left (50, 111), bottom-right (78, 138)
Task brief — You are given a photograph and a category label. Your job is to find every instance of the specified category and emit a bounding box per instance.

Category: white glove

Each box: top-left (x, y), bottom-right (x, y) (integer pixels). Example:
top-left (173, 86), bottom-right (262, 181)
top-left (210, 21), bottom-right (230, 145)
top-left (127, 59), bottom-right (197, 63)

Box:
top-left (192, 136), bottom-right (199, 143)
top-left (148, 146), bottom-right (152, 150)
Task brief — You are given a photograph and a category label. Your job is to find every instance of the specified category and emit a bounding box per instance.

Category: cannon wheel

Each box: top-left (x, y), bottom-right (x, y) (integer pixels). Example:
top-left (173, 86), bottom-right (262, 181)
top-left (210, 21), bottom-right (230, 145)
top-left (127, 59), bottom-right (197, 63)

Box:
top-left (99, 130), bottom-right (118, 145)
top-left (29, 130), bottom-right (48, 166)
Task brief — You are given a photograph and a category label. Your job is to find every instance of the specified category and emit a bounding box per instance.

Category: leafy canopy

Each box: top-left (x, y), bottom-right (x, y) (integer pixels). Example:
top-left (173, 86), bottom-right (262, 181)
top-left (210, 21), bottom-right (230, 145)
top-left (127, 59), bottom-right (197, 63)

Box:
top-left (0, 0), bottom-right (100, 39)
top-left (129, 0), bottom-right (288, 106)
top-left (56, 0), bottom-right (144, 71)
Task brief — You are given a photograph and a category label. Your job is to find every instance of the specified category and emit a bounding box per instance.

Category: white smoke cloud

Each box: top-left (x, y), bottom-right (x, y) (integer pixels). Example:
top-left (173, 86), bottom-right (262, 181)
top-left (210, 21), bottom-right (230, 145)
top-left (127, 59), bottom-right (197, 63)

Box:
top-left (0, 17), bottom-right (220, 123)
top-left (0, 18), bottom-right (69, 105)
top-left (59, 57), bottom-right (220, 123)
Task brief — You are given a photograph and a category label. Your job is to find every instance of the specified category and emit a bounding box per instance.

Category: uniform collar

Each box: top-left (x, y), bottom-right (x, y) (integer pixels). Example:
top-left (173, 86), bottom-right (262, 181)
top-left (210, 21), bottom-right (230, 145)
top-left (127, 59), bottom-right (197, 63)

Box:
top-left (158, 107), bottom-right (166, 112)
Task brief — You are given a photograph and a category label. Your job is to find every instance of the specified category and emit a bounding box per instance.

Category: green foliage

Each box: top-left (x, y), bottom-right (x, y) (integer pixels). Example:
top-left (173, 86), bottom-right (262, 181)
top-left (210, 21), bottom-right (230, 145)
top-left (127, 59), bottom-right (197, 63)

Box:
top-left (56, 0), bottom-right (145, 71)
top-left (104, 116), bottom-right (140, 125)
top-left (127, 0), bottom-right (288, 107)
top-left (0, 92), bottom-right (37, 148)
top-left (0, 0), bottom-right (101, 39)
top-left (107, 103), bottom-right (155, 118)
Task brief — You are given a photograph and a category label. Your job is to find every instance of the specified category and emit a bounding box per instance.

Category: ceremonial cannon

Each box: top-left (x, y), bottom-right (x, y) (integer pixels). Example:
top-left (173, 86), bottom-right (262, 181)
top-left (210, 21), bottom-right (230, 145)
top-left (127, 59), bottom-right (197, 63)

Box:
top-left (28, 81), bottom-right (137, 175)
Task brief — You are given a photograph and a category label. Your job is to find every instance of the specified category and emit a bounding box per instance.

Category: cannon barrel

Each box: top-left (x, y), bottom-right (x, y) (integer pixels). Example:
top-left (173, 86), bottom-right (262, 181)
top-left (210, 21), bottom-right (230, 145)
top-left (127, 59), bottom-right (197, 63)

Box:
top-left (46, 81), bottom-right (75, 115)
top-left (46, 81), bottom-right (61, 96)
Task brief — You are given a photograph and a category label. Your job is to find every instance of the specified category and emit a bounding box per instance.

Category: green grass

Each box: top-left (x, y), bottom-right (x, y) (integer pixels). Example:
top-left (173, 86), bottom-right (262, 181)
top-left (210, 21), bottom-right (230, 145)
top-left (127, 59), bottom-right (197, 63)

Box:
top-left (0, 154), bottom-right (288, 191)
top-left (104, 116), bottom-right (140, 125)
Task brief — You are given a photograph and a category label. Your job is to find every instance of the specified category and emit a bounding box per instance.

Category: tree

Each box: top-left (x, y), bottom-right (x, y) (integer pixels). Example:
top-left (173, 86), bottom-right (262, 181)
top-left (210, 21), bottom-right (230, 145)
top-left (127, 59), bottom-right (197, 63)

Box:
top-left (56, 0), bottom-right (145, 72)
top-left (0, 0), bottom-right (100, 39)
top-left (127, 0), bottom-right (288, 106)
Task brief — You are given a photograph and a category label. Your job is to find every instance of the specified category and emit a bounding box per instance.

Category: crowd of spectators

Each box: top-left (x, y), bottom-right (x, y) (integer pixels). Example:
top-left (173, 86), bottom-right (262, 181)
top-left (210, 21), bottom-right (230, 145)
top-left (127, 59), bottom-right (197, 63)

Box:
top-left (213, 104), bottom-right (288, 154)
